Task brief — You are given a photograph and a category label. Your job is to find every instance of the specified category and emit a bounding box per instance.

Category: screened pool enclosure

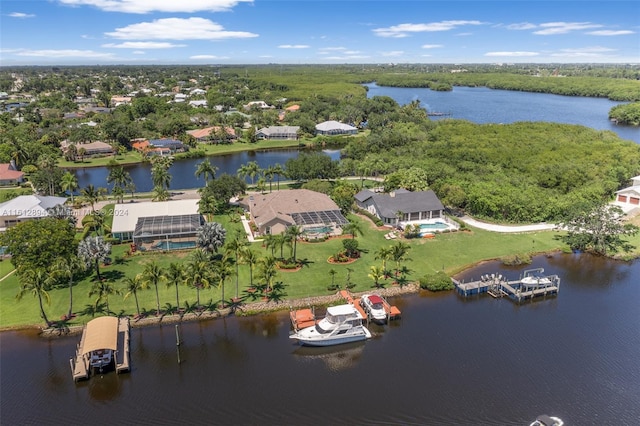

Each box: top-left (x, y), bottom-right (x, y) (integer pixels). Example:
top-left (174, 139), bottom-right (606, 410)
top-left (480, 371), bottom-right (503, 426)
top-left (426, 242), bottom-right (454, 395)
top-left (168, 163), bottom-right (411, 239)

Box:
top-left (133, 214), bottom-right (203, 251)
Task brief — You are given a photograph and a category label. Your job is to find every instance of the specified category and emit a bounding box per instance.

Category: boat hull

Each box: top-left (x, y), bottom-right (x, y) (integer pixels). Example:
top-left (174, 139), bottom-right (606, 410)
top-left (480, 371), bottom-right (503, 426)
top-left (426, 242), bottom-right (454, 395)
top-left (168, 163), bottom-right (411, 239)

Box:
top-left (290, 330), bottom-right (371, 347)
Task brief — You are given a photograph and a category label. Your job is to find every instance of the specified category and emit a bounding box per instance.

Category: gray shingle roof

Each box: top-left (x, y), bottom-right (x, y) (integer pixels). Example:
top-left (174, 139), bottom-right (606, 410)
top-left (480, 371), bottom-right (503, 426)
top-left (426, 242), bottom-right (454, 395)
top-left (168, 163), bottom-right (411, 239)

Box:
top-left (357, 189), bottom-right (444, 219)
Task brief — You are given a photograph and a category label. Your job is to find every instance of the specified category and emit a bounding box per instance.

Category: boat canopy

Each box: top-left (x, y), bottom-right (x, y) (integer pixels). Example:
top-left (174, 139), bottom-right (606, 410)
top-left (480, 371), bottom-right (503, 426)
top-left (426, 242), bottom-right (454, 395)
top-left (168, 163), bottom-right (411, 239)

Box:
top-left (326, 304), bottom-right (358, 317)
top-left (367, 295), bottom-right (384, 305)
top-left (81, 316), bottom-right (119, 355)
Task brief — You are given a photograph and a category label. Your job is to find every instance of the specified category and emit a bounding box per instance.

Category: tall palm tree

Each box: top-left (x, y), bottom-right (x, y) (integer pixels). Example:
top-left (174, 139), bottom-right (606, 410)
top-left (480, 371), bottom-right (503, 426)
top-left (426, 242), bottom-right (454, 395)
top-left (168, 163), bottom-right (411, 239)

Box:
top-left (122, 274), bottom-right (146, 318)
top-left (152, 185), bottom-right (170, 201)
top-left (16, 268), bottom-right (51, 326)
top-left (273, 233), bottom-right (287, 260)
top-left (151, 160), bottom-right (172, 190)
top-left (51, 256), bottom-right (84, 319)
top-left (264, 165), bottom-right (276, 193)
top-left (142, 261), bottom-right (166, 316)
top-left (240, 247), bottom-right (259, 289)
top-left (81, 184), bottom-right (106, 212)
top-left (390, 241), bottom-right (412, 280)
top-left (368, 265), bottom-right (385, 289)
top-left (195, 159), bottom-right (218, 184)
top-left (107, 166), bottom-right (132, 203)
top-left (237, 161), bottom-right (260, 186)
top-left (212, 256), bottom-right (235, 308)
top-left (165, 262), bottom-right (186, 308)
top-left (225, 232), bottom-right (248, 299)
top-left (272, 163), bottom-right (285, 190)
top-left (88, 280), bottom-right (119, 315)
top-left (257, 255), bottom-right (278, 293)
top-left (285, 225), bottom-right (304, 262)
top-left (185, 254), bottom-right (211, 308)
top-left (60, 172), bottom-right (78, 203)
top-left (375, 246), bottom-right (393, 278)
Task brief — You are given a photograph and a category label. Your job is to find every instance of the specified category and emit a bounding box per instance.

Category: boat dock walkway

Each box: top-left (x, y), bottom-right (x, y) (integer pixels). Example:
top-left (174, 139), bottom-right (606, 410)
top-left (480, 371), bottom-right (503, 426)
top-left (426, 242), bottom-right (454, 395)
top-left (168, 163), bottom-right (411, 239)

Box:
top-left (70, 316), bottom-right (131, 382)
top-left (453, 270), bottom-right (560, 303)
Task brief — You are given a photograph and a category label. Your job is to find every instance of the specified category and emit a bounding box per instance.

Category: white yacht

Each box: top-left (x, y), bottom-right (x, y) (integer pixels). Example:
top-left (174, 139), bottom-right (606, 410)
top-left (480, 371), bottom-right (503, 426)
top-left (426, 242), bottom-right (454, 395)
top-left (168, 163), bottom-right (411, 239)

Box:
top-left (529, 414), bottom-right (564, 426)
top-left (289, 304), bottom-right (372, 347)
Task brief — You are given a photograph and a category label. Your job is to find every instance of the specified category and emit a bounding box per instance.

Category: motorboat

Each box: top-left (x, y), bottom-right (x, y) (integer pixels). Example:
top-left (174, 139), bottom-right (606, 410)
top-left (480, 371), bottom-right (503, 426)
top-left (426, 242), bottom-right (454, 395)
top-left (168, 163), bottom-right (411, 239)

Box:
top-left (90, 349), bottom-right (113, 371)
top-left (289, 304), bottom-right (371, 347)
top-left (529, 414), bottom-right (564, 426)
top-left (521, 275), bottom-right (553, 287)
top-left (360, 294), bottom-right (388, 323)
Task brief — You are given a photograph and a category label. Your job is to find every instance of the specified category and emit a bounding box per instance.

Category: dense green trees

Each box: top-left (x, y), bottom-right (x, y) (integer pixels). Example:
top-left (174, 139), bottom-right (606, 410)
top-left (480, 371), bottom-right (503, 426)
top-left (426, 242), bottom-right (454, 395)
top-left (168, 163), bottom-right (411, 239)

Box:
top-left (609, 102), bottom-right (640, 126)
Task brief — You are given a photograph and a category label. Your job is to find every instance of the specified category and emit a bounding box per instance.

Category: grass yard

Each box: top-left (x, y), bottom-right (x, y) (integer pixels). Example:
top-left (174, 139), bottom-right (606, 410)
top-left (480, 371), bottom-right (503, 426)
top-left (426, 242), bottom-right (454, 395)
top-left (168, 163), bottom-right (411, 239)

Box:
top-left (0, 212), bottom-right (566, 329)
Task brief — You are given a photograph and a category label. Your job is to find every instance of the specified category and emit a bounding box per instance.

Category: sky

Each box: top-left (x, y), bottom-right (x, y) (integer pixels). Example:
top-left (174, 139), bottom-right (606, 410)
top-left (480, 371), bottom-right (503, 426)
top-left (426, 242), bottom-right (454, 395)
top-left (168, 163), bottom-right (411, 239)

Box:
top-left (0, 0), bottom-right (638, 65)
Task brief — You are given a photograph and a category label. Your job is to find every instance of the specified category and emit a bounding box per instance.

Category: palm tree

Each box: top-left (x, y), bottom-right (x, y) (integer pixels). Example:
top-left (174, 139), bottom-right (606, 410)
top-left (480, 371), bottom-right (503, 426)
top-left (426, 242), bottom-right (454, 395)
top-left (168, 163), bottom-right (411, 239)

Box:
top-left (152, 185), bottom-right (170, 201)
top-left (375, 246), bottom-right (393, 278)
top-left (151, 158), bottom-right (172, 190)
top-left (240, 247), bottom-right (259, 289)
top-left (81, 184), bottom-right (106, 212)
top-left (273, 232), bottom-right (287, 260)
top-left (16, 268), bottom-right (51, 326)
top-left (122, 274), bottom-right (146, 318)
top-left (264, 165), bottom-right (276, 192)
top-left (390, 241), bottom-right (411, 281)
top-left (60, 172), bottom-right (78, 204)
top-left (342, 219), bottom-right (364, 239)
top-left (212, 256), bottom-right (235, 307)
top-left (257, 255), bottom-right (278, 294)
top-left (88, 280), bottom-right (119, 315)
top-left (329, 268), bottom-right (337, 288)
top-left (195, 159), bottom-right (218, 184)
top-left (77, 236), bottom-right (111, 281)
top-left (272, 163), bottom-right (285, 190)
top-left (166, 262), bottom-right (186, 308)
top-left (185, 252), bottom-right (211, 308)
top-left (225, 232), bottom-right (248, 299)
top-left (51, 256), bottom-right (84, 319)
top-left (285, 225), bottom-right (304, 262)
top-left (368, 265), bottom-right (385, 289)
top-left (196, 222), bottom-right (227, 254)
top-left (142, 261), bottom-right (166, 316)
top-left (237, 161), bottom-right (260, 186)
top-left (107, 166), bottom-right (132, 203)
top-left (198, 192), bottom-right (216, 221)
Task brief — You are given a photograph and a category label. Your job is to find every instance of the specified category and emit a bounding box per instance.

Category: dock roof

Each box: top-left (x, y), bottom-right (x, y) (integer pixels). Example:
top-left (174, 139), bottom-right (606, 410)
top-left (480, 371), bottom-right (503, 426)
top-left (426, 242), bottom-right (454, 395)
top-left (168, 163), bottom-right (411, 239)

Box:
top-left (82, 316), bottom-right (118, 355)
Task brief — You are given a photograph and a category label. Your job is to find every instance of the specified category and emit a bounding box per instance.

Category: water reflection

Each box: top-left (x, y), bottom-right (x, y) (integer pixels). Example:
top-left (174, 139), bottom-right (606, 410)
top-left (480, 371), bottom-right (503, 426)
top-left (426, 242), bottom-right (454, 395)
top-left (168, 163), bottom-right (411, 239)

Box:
top-left (291, 341), bottom-right (366, 372)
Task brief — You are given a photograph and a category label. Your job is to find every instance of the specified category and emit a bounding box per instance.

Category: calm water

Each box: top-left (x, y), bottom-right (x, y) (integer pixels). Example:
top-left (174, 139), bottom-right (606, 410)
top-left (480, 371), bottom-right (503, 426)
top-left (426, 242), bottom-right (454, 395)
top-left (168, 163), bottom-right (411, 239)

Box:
top-left (74, 86), bottom-right (638, 192)
top-left (365, 83), bottom-right (639, 144)
top-left (2, 253), bottom-right (639, 425)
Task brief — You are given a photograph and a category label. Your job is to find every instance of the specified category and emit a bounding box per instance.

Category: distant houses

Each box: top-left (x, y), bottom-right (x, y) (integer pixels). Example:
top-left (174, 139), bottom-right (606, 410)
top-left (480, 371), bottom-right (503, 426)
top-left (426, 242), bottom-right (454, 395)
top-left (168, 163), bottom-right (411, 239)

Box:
top-left (615, 175), bottom-right (640, 213)
top-left (315, 120), bottom-right (358, 136)
top-left (186, 126), bottom-right (237, 143)
top-left (60, 140), bottom-right (115, 158)
top-left (0, 195), bottom-right (67, 231)
top-left (256, 126), bottom-right (300, 140)
top-left (0, 161), bottom-right (24, 186)
top-left (131, 139), bottom-right (186, 157)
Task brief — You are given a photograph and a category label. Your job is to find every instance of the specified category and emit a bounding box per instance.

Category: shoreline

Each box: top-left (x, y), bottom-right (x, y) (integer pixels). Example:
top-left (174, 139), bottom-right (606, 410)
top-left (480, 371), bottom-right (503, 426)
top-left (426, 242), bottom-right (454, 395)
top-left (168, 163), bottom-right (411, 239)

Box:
top-left (33, 283), bottom-right (420, 338)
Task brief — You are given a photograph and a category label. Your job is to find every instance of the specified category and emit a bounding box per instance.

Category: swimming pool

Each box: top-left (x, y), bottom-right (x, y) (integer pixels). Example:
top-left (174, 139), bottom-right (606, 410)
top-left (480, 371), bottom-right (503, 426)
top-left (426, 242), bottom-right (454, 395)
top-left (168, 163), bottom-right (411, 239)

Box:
top-left (153, 240), bottom-right (196, 250)
top-left (303, 226), bottom-right (333, 234)
top-left (419, 222), bottom-right (449, 230)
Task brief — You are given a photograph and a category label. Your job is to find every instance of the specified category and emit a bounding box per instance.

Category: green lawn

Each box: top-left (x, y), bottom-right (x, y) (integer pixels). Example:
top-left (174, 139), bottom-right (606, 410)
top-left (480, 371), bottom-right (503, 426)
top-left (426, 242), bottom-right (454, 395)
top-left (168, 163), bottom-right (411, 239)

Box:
top-left (0, 213), bottom-right (566, 329)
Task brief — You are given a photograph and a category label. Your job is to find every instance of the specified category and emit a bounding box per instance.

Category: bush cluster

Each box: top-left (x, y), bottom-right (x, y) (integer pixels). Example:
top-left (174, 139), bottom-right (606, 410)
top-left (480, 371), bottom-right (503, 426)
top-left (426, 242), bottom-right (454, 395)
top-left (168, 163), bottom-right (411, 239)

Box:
top-left (419, 271), bottom-right (454, 291)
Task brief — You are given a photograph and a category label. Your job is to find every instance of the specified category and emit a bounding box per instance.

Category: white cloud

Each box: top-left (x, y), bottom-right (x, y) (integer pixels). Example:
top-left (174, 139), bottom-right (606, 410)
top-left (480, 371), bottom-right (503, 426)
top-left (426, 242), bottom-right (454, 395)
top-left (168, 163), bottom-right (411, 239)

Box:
top-left (485, 51), bottom-right (540, 57)
top-left (190, 54), bottom-right (229, 59)
top-left (278, 45), bottom-right (310, 49)
top-left (15, 49), bottom-right (115, 58)
top-left (421, 44), bottom-right (443, 49)
top-left (8, 12), bottom-right (35, 18)
top-left (534, 22), bottom-right (602, 35)
top-left (132, 51), bottom-right (145, 54)
top-left (105, 17), bottom-right (258, 40)
top-left (374, 21), bottom-right (483, 38)
top-left (506, 22), bottom-right (536, 30)
top-left (554, 46), bottom-right (616, 57)
top-left (58, 0), bottom-right (252, 14)
top-left (587, 30), bottom-right (635, 36)
top-left (381, 50), bottom-right (404, 57)
top-left (103, 42), bottom-right (186, 49)
top-left (318, 47), bottom-right (346, 51)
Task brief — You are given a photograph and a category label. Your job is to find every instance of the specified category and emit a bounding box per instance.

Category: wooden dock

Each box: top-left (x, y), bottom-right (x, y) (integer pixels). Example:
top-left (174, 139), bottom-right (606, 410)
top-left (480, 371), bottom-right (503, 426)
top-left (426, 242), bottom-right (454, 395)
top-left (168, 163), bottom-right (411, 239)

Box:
top-left (70, 316), bottom-right (131, 382)
top-left (453, 272), bottom-right (560, 303)
top-left (340, 290), bottom-right (401, 322)
top-left (290, 308), bottom-right (316, 331)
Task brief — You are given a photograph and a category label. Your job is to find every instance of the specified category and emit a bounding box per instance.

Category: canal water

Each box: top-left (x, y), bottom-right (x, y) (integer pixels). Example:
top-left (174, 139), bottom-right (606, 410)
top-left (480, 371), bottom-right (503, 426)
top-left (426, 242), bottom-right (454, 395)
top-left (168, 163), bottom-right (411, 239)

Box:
top-left (2, 253), bottom-right (639, 425)
top-left (74, 86), bottom-right (638, 192)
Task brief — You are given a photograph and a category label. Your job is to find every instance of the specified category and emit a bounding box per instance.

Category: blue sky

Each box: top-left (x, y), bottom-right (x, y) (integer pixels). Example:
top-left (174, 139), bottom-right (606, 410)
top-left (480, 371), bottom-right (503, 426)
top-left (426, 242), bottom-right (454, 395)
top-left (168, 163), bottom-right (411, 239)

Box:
top-left (1, 1), bottom-right (638, 65)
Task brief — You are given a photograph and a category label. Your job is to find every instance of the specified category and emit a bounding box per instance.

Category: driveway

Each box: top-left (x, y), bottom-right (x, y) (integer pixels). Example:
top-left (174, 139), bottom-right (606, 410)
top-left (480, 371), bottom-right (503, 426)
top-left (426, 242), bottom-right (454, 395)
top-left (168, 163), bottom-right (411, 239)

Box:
top-left (459, 216), bottom-right (557, 233)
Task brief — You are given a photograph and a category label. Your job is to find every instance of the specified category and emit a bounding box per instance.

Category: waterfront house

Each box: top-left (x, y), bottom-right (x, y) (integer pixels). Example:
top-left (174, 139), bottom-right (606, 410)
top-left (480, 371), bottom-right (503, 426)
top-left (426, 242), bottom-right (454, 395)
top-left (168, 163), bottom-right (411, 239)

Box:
top-left (256, 126), bottom-right (300, 140)
top-left (355, 189), bottom-right (445, 226)
top-left (60, 140), bottom-right (115, 157)
top-left (186, 126), bottom-right (237, 143)
top-left (111, 199), bottom-right (203, 250)
top-left (614, 175), bottom-right (640, 213)
top-left (239, 189), bottom-right (348, 236)
top-left (0, 161), bottom-right (24, 186)
top-left (315, 120), bottom-right (358, 136)
top-left (0, 195), bottom-right (67, 231)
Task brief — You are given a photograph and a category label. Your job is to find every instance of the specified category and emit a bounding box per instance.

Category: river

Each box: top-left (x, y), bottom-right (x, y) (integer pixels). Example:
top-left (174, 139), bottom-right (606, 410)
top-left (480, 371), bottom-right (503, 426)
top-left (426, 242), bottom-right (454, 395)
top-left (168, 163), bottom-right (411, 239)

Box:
top-left (74, 85), bottom-right (638, 192)
top-left (1, 253), bottom-right (639, 425)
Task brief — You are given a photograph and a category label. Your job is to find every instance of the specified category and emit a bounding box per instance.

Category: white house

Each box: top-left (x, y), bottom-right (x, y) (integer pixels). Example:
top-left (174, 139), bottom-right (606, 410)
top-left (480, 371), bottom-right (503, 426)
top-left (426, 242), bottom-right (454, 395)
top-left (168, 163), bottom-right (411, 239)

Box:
top-left (315, 120), bottom-right (357, 136)
top-left (0, 195), bottom-right (67, 231)
top-left (615, 175), bottom-right (640, 213)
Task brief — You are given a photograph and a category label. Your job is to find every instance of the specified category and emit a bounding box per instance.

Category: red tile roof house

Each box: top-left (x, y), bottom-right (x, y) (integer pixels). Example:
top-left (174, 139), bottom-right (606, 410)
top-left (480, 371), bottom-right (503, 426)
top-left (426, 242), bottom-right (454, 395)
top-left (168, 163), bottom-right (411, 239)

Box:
top-left (0, 161), bottom-right (24, 186)
top-left (186, 126), bottom-right (237, 143)
top-left (60, 140), bottom-right (115, 157)
top-left (238, 189), bottom-right (348, 236)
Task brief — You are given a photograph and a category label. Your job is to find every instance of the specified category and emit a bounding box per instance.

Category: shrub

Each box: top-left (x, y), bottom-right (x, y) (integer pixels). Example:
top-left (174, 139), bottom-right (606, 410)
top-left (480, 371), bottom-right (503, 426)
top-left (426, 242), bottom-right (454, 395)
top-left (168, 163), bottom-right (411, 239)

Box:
top-left (342, 239), bottom-right (359, 257)
top-left (419, 271), bottom-right (454, 291)
top-left (501, 253), bottom-right (532, 266)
